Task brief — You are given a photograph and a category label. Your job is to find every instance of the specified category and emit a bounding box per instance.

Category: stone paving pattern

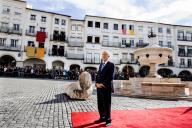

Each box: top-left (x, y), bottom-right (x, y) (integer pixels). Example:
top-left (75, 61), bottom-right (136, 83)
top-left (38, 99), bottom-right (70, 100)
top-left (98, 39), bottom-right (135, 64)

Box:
top-left (1, 78), bottom-right (192, 128)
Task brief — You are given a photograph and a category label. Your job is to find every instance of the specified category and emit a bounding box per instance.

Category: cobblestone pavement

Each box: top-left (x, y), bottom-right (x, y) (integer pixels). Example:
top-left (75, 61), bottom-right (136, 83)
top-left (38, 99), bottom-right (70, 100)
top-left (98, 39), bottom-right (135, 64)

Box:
top-left (0, 78), bottom-right (192, 128)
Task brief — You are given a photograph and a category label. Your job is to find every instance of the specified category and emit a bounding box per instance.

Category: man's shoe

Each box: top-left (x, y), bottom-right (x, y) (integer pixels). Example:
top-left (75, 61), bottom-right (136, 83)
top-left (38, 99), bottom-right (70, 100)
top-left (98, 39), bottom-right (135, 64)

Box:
top-left (105, 120), bottom-right (111, 127)
top-left (94, 118), bottom-right (106, 123)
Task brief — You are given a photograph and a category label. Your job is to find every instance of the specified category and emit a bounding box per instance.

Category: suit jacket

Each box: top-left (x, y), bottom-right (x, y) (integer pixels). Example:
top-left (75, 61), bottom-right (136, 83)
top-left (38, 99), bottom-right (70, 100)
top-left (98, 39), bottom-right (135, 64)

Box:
top-left (96, 61), bottom-right (115, 92)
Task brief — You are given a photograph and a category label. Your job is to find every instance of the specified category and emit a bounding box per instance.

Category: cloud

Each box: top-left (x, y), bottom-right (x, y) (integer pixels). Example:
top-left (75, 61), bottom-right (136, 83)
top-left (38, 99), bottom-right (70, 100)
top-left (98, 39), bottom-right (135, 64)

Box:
top-left (26, 0), bottom-right (192, 26)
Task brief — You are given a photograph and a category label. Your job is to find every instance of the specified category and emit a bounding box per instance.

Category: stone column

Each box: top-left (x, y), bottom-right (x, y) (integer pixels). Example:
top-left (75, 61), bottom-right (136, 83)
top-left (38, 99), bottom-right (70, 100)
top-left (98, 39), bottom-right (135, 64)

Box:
top-left (148, 63), bottom-right (156, 77)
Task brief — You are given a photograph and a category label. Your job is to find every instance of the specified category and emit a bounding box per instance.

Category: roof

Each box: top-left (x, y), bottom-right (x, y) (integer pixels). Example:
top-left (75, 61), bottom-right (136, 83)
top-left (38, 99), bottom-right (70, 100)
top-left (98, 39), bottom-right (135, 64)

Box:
top-left (26, 8), bottom-right (71, 17)
top-left (85, 15), bottom-right (192, 28)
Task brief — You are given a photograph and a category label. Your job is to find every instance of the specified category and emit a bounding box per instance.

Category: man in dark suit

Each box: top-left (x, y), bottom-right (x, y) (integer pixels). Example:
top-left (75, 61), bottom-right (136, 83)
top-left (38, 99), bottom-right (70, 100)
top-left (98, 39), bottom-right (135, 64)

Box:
top-left (95, 50), bottom-right (115, 127)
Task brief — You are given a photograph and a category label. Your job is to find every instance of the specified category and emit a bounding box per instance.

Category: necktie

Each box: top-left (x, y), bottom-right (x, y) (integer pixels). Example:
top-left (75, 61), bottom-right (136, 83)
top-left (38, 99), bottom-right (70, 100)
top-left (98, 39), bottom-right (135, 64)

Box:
top-left (101, 63), bottom-right (105, 71)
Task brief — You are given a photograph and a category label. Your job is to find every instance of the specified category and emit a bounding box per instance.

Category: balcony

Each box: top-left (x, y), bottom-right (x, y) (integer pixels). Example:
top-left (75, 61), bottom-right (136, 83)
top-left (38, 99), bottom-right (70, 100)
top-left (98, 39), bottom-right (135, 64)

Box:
top-left (66, 52), bottom-right (84, 60)
top-left (121, 59), bottom-right (138, 64)
top-left (50, 35), bottom-right (67, 42)
top-left (49, 48), bottom-right (65, 57)
top-left (111, 58), bottom-right (121, 65)
top-left (179, 64), bottom-right (191, 68)
top-left (0, 26), bottom-right (22, 35)
top-left (178, 52), bottom-right (186, 57)
top-left (159, 62), bottom-right (175, 67)
top-left (102, 41), bottom-right (121, 47)
top-left (187, 53), bottom-right (192, 57)
top-left (136, 43), bottom-right (149, 48)
top-left (160, 45), bottom-right (174, 49)
top-left (9, 27), bottom-right (22, 35)
top-left (68, 41), bottom-right (84, 47)
top-left (84, 58), bottom-right (100, 64)
top-left (177, 36), bottom-right (192, 42)
top-left (25, 30), bottom-right (36, 36)
top-left (0, 44), bottom-right (21, 51)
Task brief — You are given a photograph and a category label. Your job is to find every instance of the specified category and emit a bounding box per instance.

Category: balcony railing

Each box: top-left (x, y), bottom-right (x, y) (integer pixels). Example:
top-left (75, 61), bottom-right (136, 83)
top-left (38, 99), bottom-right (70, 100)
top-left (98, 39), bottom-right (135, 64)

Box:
top-left (84, 58), bottom-right (100, 64)
top-left (0, 26), bottom-right (22, 35)
top-left (179, 64), bottom-right (192, 68)
top-left (102, 41), bottom-right (121, 47)
top-left (159, 45), bottom-right (174, 49)
top-left (120, 59), bottom-right (138, 64)
top-left (111, 58), bottom-right (121, 65)
top-left (49, 49), bottom-right (65, 56)
top-left (136, 43), bottom-right (149, 48)
top-left (26, 30), bottom-right (36, 36)
top-left (159, 62), bottom-right (175, 67)
top-left (0, 44), bottom-right (21, 51)
top-left (178, 52), bottom-right (186, 57)
top-left (177, 36), bottom-right (192, 42)
top-left (50, 35), bottom-right (67, 42)
top-left (68, 41), bottom-right (84, 47)
top-left (66, 52), bottom-right (84, 60)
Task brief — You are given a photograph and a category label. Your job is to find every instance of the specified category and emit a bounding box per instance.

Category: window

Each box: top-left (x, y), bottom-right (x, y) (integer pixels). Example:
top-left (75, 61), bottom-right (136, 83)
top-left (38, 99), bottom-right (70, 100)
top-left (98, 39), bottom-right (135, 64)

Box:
top-left (13, 24), bottom-right (20, 31)
top-left (10, 39), bottom-right (18, 47)
top-left (188, 59), bottom-right (192, 67)
top-left (55, 18), bottom-right (59, 24)
top-left (138, 26), bottom-right (143, 32)
top-left (61, 19), bottom-right (66, 25)
top-left (158, 27), bottom-right (163, 33)
top-left (167, 42), bottom-right (171, 48)
top-left (2, 7), bottom-right (10, 14)
top-left (77, 25), bottom-right (82, 31)
top-left (122, 38), bottom-right (126, 45)
top-left (129, 25), bottom-right (134, 30)
top-left (180, 58), bottom-right (185, 65)
top-left (14, 12), bottom-right (21, 16)
top-left (30, 14), bottom-right (36, 20)
top-left (122, 24), bottom-right (126, 30)
top-left (178, 31), bottom-right (184, 40)
top-left (88, 21), bottom-right (93, 27)
top-left (28, 41), bottom-right (34, 46)
top-left (1, 22), bottom-right (8, 28)
top-left (95, 37), bottom-right (100, 43)
top-left (159, 41), bottom-right (163, 46)
top-left (29, 26), bottom-right (35, 33)
top-left (114, 24), bottom-right (118, 30)
top-left (41, 16), bottom-right (46, 22)
top-left (87, 36), bottom-right (92, 42)
top-left (103, 23), bottom-right (108, 29)
top-left (186, 32), bottom-right (192, 41)
top-left (40, 27), bottom-right (46, 32)
top-left (139, 39), bottom-right (144, 44)
top-left (95, 22), bottom-right (100, 28)
top-left (122, 53), bottom-right (128, 59)
top-left (130, 39), bottom-right (134, 47)
top-left (0, 38), bottom-right (6, 46)
top-left (167, 28), bottom-right (171, 34)
top-left (71, 25), bottom-right (76, 31)
top-left (103, 35), bottom-right (109, 44)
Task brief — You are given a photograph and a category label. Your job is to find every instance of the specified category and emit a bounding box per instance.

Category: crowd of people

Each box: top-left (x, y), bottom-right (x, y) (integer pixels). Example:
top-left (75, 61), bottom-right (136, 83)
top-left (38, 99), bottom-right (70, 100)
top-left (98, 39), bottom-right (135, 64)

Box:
top-left (0, 65), bottom-right (186, 81)
top-left (0, 65), bottom-right (133, 81)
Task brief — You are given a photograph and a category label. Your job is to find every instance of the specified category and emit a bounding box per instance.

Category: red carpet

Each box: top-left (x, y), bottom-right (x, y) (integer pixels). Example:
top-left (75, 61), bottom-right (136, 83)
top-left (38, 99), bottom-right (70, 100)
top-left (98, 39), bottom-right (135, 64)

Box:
top-left (72, 107), bottom-right (192, 128)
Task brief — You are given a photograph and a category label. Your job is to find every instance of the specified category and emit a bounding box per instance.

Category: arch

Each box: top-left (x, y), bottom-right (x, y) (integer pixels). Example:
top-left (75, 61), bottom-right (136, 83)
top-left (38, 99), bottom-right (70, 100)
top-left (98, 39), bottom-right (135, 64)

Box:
top-left (70, 64), bottom-right (80, 71)
top-left (24, 58), bottom-right (46, 69)
top-left (157, 68), bottom-right (173, 77)
top-left (52, 60), bottom-right (64, 69)
top-left (84, 67), bottom-right (97, 71)
top-left (139, 65), bottom-right (150, 77)
top-left (0, 55), bottom-right (16, 66)
top-left (122, 65), bottom-right (135, 78)
top-left (178, 70), bottom-right (192, 81)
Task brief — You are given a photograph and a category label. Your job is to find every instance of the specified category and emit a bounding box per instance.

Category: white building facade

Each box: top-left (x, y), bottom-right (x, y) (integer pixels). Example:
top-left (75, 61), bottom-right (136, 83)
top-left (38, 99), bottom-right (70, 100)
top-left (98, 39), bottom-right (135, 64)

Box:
top-left (1, 0), bottom-right (192, 77)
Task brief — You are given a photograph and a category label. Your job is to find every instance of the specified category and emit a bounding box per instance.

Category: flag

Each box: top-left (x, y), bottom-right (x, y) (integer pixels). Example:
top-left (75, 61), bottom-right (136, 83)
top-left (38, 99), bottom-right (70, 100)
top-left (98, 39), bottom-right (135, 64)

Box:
top-left (36, 31), bottom-right (46, 43)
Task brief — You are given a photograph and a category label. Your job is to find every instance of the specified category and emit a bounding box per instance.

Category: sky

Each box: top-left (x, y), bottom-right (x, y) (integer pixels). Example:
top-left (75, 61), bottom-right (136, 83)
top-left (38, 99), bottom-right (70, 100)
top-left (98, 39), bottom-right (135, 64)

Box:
top-left (26, 0), bottom-right (192, 26)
